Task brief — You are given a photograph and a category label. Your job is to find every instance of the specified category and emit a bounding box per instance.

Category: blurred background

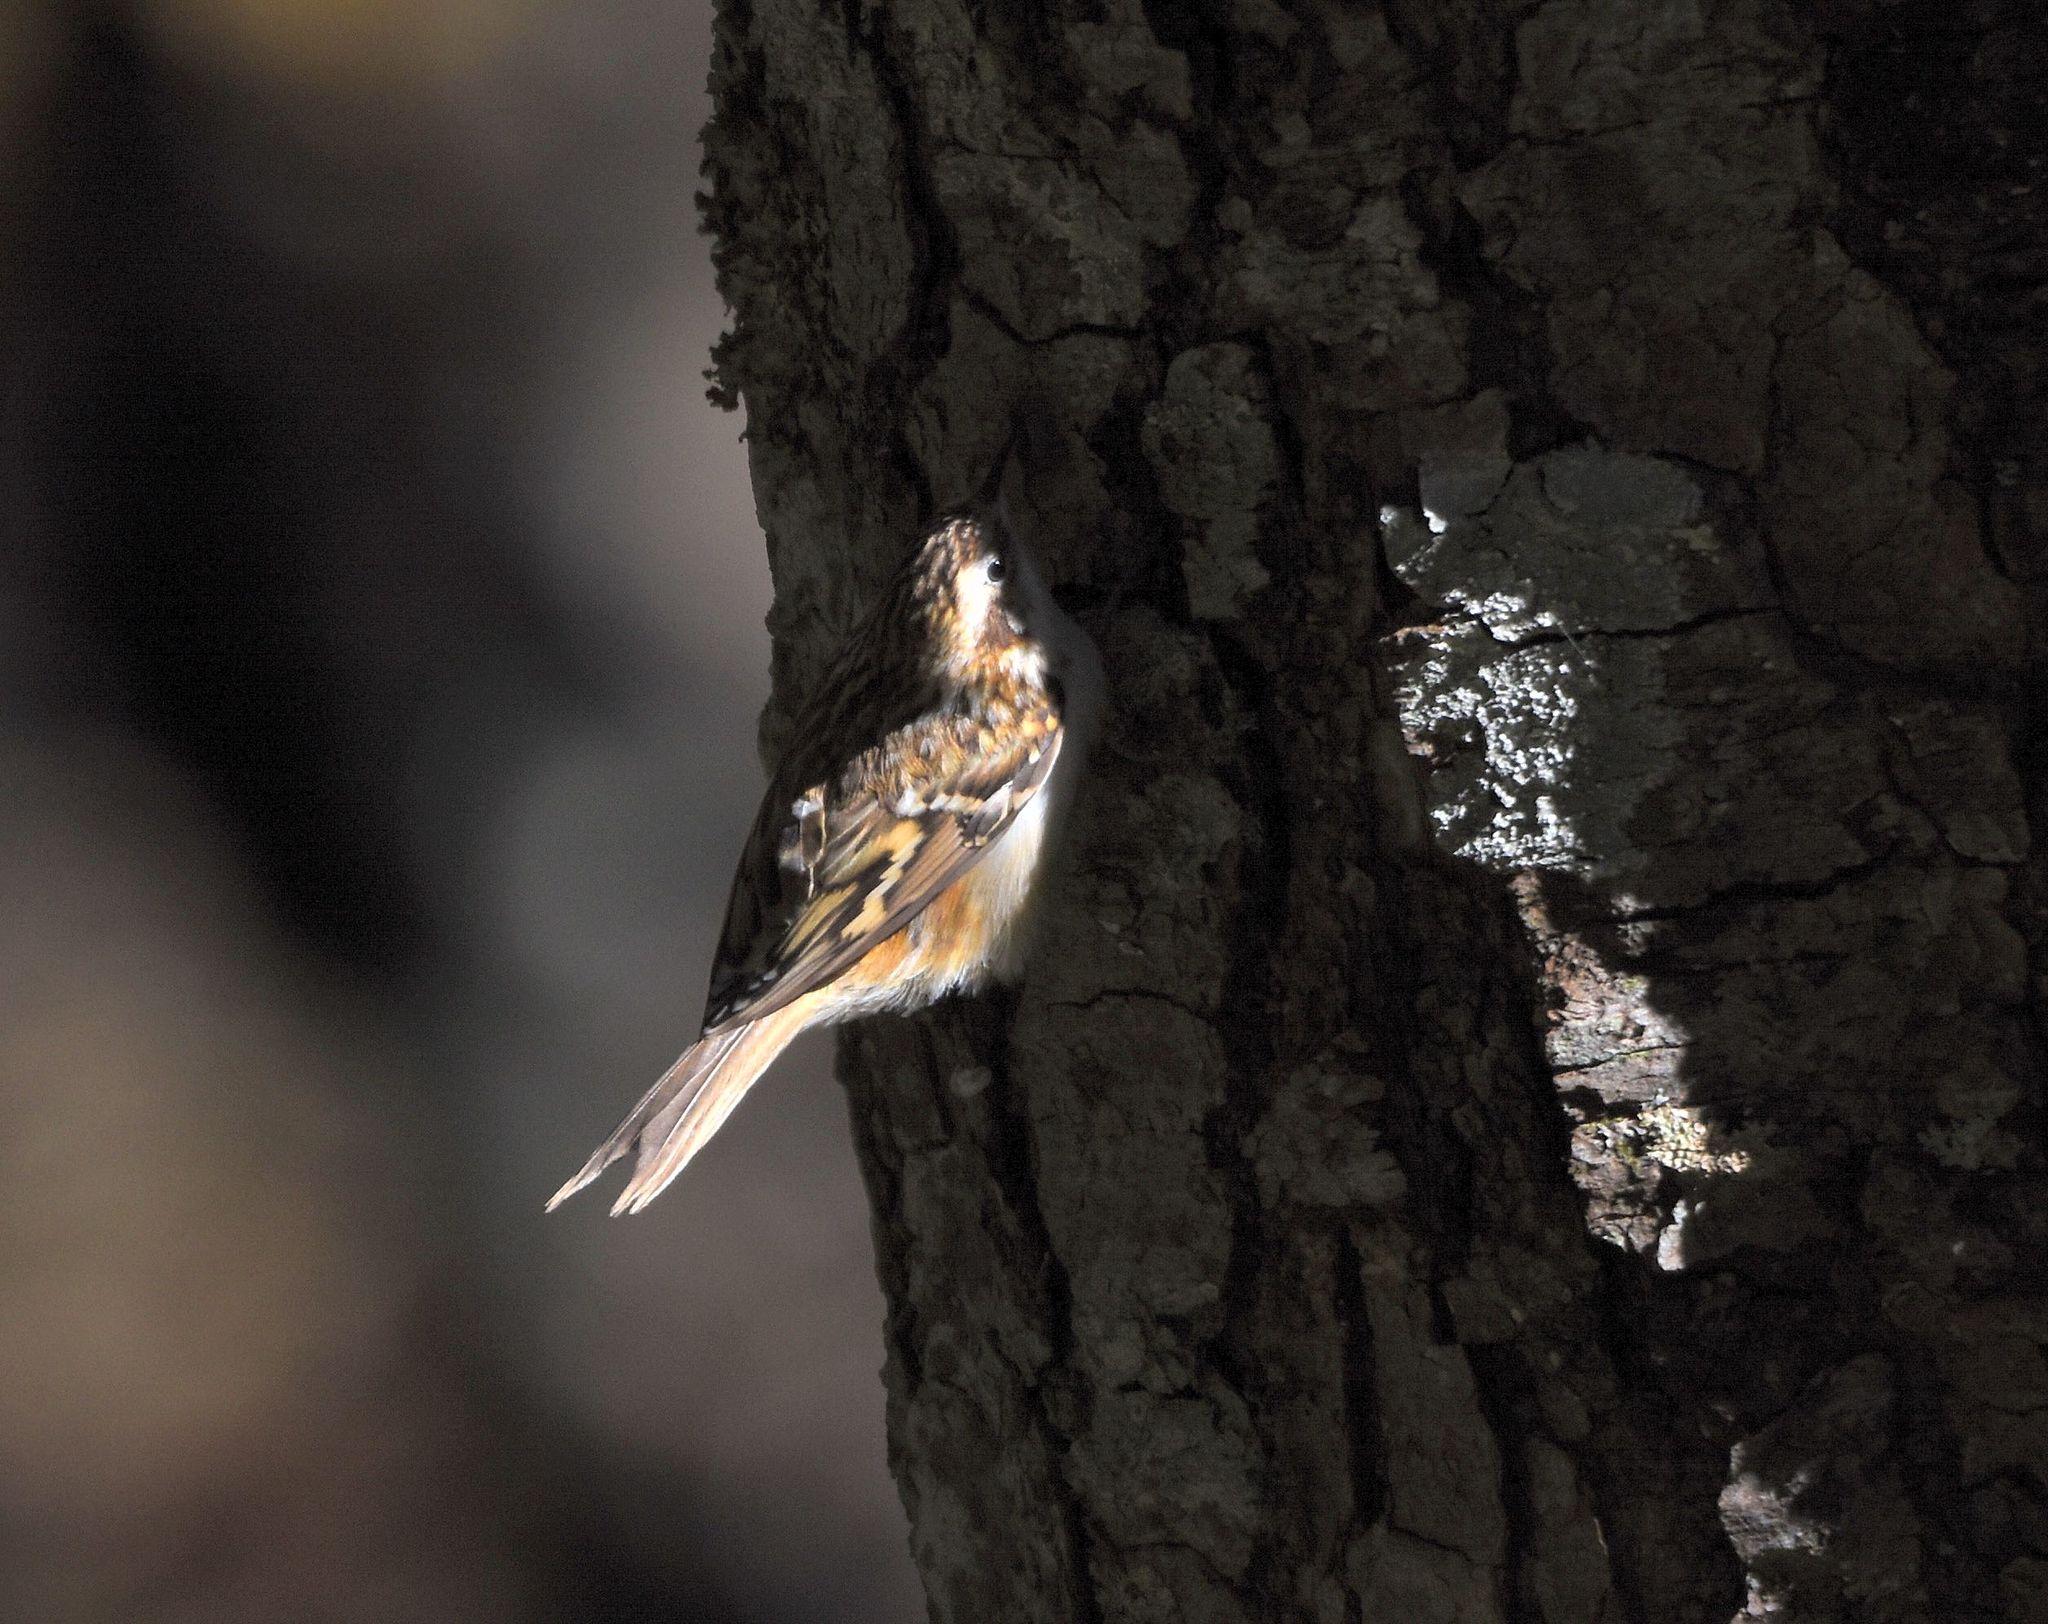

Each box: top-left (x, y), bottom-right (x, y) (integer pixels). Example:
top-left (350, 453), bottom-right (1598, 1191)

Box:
top-left (0, 2), bottom-right (921, 1620)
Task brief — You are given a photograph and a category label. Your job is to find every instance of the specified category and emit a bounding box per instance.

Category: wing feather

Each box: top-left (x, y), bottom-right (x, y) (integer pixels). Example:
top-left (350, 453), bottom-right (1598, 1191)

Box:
top-left (704, 719), bottom-right (1062, 1030)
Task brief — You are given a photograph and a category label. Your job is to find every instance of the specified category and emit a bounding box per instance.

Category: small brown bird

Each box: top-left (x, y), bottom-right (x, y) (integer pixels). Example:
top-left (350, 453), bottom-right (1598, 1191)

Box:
top-left (548, 509), bottom-right (1099, 1214)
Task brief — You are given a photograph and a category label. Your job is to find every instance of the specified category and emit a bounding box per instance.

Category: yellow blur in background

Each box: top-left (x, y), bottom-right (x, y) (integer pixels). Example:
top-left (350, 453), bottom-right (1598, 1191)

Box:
top-left (142, 0), bottom-right (540, 87)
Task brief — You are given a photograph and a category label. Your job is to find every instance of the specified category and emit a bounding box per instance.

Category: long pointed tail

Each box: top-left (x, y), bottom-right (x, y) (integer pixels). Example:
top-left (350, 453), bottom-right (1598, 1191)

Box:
top-left (546, 1002), bottom-right (809, 1215)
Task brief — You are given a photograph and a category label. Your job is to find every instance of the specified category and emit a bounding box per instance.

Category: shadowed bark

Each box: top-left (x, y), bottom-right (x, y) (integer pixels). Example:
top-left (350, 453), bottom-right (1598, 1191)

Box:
top-left (702, 2), bottom-right (2048, 1619)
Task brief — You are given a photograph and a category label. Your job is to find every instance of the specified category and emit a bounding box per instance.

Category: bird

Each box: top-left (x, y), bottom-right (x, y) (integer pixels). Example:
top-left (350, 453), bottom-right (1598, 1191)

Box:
top-left (547, 507), bottom-right (1100, 1214)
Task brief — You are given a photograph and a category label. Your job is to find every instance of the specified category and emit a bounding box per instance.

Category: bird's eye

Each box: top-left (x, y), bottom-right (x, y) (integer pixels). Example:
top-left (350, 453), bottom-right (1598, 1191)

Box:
top-left (984, 557), bottom-right (1007, 585)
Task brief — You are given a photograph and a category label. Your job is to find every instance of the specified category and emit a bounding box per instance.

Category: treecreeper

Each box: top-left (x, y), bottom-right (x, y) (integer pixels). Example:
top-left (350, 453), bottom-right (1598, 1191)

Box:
top-left (548, 509), bottom-right (1100, 1215)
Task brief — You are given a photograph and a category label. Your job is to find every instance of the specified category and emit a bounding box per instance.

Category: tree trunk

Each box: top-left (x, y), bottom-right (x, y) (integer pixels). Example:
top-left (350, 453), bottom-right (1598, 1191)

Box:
top-left (702, 2), bottom-right (2048, 1619)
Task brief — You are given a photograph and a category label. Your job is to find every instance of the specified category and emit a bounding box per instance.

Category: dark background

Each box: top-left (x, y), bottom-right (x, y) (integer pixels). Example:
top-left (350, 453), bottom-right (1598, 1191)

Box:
top-left (0, 2), bottom-right (920, 1619)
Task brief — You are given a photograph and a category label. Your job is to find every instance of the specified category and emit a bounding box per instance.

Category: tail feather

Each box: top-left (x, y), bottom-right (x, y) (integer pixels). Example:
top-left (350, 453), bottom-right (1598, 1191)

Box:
top-left (546, 1004), bottom-right (809, 1215)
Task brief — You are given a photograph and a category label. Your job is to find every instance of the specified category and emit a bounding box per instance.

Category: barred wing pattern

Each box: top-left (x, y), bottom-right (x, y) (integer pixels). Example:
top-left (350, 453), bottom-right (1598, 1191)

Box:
top-left (703, 711), bottom-right (1063, 1030)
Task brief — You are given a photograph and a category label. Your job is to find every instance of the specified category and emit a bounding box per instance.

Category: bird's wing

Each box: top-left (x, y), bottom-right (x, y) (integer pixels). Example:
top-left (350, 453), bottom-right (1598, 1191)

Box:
top-left (702, 711), bottom-right (1062, 1030)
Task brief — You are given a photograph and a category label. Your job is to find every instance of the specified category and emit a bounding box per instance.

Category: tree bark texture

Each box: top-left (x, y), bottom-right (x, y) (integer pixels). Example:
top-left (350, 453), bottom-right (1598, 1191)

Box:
top-left (702, 2), bottom-right (2048, 1620)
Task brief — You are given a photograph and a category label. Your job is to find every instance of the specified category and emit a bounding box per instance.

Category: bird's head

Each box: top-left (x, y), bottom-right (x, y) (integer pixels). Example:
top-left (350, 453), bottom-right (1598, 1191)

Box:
top-left (913, 512), bottom-right (1050, 692)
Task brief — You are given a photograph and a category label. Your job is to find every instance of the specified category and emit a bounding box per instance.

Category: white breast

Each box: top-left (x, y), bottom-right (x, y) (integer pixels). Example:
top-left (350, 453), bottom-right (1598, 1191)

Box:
top-left (964, 783), bottom-right (1053, 981)
top-left (935, 525), bottom-right (1101, 996)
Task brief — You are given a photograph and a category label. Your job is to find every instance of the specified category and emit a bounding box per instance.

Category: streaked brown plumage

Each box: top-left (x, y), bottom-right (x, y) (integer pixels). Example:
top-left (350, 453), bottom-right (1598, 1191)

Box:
top-left (548, 510), bottom-right (1098, 1214)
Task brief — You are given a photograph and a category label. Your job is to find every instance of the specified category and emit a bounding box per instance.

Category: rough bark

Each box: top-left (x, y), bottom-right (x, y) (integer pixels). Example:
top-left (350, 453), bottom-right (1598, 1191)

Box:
top-left (703, 2), bottom-right (2048, 1620)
